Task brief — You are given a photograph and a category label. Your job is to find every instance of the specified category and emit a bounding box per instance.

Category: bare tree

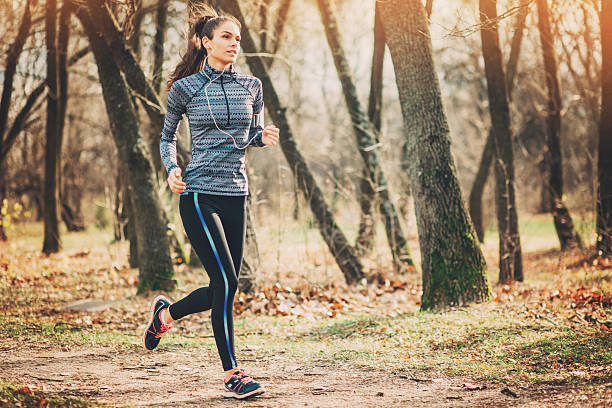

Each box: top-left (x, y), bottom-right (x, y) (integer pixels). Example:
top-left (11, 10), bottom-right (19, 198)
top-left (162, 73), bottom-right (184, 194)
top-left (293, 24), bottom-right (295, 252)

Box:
top-left (469, 0), bottom-right (529, 242)
top-left (356, 1), bottom-right (384, 256)
top-left (599, 0), bottom-right (612, 257)
top-left (77, 2), bottom-right (176, 292)
top-left (378, 0), bottom-right (490, 309)
top-left (479, 0), bottom-right (523, 283)
top-left (535, 0), bottom-right (583, 250)
top-left (0, 0), bottom-right (33, 241)
top-left (43, 0), bottom-right (62, 254)
top-left (57, 0), bottom-right (80, 231)
top-left (317, 0), bottom-right (414, 272)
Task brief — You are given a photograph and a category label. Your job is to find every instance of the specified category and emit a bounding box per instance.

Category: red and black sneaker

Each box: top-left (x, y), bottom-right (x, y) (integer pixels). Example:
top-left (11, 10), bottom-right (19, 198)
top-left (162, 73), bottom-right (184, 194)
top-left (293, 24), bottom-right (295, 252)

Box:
top-left (143, 295), bottom-right (173, 351)
top-left (223, 368), bottom-right (264, 399)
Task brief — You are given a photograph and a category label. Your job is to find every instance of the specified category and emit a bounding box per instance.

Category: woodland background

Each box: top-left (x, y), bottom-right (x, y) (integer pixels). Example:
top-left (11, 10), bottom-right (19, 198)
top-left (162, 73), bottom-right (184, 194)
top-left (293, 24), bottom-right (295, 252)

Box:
top-left (0, 0), bottom-right (610, 406)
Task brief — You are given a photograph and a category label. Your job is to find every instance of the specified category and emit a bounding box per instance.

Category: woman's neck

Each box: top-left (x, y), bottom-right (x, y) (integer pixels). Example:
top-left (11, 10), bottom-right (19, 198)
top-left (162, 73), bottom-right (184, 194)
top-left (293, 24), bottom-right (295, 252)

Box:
top-left (206, 55), bottom-right (231, 71)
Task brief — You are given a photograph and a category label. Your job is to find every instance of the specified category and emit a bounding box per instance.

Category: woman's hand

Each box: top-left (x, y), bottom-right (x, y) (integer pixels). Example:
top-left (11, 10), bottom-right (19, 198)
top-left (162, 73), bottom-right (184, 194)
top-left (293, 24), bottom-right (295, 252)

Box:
top-left (262, 125), bottom-right (280, 146)
top-left (168, 167), bottom-right (186, 194)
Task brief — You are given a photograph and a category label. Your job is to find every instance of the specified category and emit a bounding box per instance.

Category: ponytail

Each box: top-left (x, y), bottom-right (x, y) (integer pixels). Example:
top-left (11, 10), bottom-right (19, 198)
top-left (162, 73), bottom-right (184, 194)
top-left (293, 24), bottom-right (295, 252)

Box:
top-left (167, 5), bottom-right (241, 90)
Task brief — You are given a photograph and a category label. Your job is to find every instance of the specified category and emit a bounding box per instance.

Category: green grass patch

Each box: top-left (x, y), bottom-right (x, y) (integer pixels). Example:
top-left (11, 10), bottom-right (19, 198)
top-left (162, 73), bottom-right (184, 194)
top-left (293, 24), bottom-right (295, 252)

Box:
top-left (0, 316), bottom-right (135, 349)
top-left (229, 304), bottom-right (611, 385)
top-left (0, 314), bottom-right (221, 354)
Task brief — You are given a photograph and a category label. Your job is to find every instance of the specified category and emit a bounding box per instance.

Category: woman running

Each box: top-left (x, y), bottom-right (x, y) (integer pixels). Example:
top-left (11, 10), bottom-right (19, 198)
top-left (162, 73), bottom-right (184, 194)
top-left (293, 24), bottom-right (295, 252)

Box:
top-left (142, 5), bottom-right (279, 400)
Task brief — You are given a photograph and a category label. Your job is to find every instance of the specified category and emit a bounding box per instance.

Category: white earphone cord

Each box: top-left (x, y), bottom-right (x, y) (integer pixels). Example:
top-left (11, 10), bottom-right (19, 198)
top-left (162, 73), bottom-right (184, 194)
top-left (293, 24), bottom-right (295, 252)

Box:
top-left (201, 56), bottom-right (261, 150)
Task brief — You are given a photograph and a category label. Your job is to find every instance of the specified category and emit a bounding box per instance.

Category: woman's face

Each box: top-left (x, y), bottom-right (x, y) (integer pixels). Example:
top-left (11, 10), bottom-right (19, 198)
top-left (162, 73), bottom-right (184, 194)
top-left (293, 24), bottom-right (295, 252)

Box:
top-left (203, 20), bottom-right (241, 66)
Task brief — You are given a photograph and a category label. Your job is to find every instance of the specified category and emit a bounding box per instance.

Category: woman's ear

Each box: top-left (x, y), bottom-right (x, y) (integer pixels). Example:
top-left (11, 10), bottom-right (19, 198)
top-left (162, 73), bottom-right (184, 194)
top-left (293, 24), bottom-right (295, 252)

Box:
top-left (202, 37), bottom-right (211, 50)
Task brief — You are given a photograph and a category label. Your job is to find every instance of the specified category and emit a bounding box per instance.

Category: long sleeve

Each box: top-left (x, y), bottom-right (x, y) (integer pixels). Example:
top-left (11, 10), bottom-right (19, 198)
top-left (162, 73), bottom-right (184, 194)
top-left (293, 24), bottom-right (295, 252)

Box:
top-left (160, 81), bottom-right (190, 174)
top-left (249, 78), bottom-right (266, 148)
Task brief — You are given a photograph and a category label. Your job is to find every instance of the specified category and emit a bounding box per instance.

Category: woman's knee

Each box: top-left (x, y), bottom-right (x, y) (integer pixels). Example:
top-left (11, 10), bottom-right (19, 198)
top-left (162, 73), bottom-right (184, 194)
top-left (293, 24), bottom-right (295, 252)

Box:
top-left (226, 274), bottom-right (238, 294)
top-left (210, 272), bottom-right (238, 294)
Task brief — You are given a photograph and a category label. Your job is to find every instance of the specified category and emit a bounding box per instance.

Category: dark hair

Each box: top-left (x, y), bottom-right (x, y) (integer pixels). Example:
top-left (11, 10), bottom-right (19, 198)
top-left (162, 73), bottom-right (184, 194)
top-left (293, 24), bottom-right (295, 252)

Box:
top-left (167, 4), bottom-right (241, 90)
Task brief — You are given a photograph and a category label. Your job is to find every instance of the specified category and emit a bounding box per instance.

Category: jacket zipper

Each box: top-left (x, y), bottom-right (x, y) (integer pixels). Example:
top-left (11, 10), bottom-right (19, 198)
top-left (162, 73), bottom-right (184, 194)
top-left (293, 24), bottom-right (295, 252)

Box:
top-left (220, 75), bottom-right (231, 127)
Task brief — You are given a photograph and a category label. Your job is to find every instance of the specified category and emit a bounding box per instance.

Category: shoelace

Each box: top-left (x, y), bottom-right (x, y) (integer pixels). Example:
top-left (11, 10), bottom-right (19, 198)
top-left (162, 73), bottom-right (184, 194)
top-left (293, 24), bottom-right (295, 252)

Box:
top-left (231, 369), bottom-right (254, 384)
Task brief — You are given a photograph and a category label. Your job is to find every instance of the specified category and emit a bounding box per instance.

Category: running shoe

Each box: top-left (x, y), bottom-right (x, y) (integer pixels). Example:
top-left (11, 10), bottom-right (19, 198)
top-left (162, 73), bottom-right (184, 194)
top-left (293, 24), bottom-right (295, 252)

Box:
top-left (143, 295), bottom-right (173, 351)
top-left (223, 368), bottom-right (264, 399)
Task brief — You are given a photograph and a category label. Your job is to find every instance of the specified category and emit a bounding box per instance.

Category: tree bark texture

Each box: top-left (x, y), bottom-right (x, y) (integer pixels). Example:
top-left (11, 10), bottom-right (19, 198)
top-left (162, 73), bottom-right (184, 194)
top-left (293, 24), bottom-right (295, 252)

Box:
top-left (317, 0), bottom-right (414, 272)
top-left (43, 0), bottom-right (62, 254)
top-left (469, 0), bottom-right (529, 243)
top-left (356, 1), bottom-right (385, 257)
top-left (219, 0), bottom-right (365, 284)
top-left (479, 0), bottom-right (523, 283)
top-left (535, 0), bottom-right (583, 250)
top-left (77, 5), bottom-right (176, 292)
top-left (599, 0), bottom-right (612, 256)
top-left (378, 0), bottom-right (490, 309)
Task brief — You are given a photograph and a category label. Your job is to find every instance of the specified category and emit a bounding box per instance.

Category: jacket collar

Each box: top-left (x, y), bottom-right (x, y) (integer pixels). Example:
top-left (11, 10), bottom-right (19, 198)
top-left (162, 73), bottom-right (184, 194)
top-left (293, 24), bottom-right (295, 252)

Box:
top-left (201, 60), bottom-right (237, 80)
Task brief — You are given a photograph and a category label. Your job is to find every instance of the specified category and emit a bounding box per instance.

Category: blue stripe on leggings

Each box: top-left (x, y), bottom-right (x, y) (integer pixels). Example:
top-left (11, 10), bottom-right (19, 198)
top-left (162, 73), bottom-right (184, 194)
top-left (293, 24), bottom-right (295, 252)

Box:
top-left (193, 193), bottom-right (236, 368)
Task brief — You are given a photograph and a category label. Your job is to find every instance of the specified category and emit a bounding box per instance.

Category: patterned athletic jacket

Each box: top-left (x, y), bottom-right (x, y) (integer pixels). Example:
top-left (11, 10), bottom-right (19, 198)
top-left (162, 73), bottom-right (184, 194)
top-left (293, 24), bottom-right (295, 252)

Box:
top-left (160, 61), bottom-right (266, 196)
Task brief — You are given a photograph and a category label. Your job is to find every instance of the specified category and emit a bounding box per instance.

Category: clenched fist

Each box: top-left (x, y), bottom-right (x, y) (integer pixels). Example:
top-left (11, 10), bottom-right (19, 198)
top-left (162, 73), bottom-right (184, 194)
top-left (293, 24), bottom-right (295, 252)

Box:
top-left (167, 167), bottom-right (186, 194)
top-left (262, 125), bottom-right (280, 146)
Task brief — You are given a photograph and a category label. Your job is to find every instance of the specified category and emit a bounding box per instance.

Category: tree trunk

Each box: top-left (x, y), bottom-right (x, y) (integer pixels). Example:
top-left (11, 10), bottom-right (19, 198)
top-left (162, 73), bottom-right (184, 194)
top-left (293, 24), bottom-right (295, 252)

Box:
top-left (152, 0), bottom-right (169, 93)
top-left (58, 0), bottom-right (72, 232)
top-left (599, 0), bottom-right (612, 257)
top-left (356, 1), bottom-right (384, 257)
top-left (43, 0), bottom-right (61, 255)
top-left (219, 0), bottom-right (364, 284)
top-left (78, 6), bottom-right (175, 292)
top-left (378, 0), bottom-right (490, 309)
top-left (480, 0), bottom-right (523, 283)
top-left (469, 0), bottom-right (529, 242)
top-left (0, 0), bottom-right (32, 241)
top-left (536, 0), bottom-right (583, 250)
top-left (317, 0), bottom-right (414, 272)
top-left (61, 162), bottom-right (85, 232)
top-left (469, 134), bottom-right (494, 242)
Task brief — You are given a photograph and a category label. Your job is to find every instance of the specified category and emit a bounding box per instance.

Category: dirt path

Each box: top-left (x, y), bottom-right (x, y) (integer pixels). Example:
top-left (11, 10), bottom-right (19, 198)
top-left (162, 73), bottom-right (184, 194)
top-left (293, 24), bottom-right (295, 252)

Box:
top-left (2, 343), bottom-right (610, 407)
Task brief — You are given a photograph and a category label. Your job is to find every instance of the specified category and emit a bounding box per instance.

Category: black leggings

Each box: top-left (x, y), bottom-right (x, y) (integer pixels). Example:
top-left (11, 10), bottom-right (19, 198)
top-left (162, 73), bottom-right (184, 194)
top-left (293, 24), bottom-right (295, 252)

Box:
top-left (168, 192), bottom-right (246, 371)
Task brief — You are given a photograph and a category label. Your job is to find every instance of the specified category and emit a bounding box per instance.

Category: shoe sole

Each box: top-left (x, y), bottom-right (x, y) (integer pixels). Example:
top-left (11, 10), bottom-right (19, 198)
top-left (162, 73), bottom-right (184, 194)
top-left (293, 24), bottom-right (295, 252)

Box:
top-left (222, 388), bottom-right (264, 399)
top-left (142, 295), bottom-right (167, 351)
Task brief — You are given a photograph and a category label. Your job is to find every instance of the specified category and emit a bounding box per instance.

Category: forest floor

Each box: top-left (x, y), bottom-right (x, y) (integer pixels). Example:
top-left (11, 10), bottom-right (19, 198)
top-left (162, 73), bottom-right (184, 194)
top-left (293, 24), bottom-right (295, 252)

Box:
top-left (0, 217), bottom-right (611, 407)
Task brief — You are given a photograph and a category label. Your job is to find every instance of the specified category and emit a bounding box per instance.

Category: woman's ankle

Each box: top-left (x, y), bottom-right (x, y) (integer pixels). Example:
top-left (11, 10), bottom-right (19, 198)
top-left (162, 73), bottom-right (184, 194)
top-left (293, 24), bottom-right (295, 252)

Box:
top-left (162, 307), bottom-right (174, 325)
top-left (224, 367), bottom-right (238, 382)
